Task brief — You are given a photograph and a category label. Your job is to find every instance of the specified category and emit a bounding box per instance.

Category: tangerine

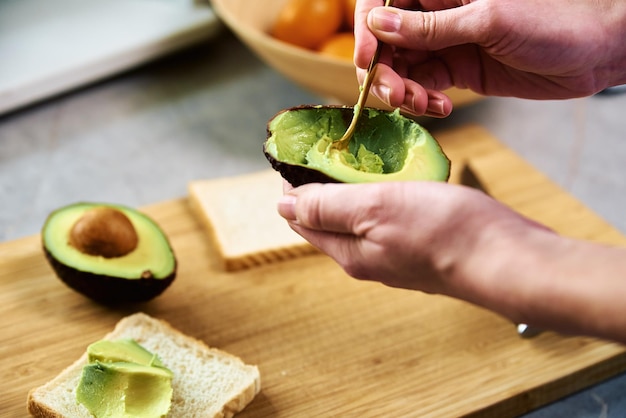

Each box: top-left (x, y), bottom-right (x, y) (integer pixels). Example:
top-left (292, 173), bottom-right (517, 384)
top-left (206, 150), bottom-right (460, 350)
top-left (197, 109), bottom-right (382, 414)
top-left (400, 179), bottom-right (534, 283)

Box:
top-left (318, 32), bottom-right (355, 61)
top-left (271, 0), bottom-right (343, 50)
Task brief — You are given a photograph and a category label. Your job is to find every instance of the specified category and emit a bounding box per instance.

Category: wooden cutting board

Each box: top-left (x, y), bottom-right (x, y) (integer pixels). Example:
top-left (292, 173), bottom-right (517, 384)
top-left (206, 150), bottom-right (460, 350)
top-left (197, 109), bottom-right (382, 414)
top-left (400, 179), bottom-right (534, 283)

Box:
top-left (2, 124), bottom-right (626, 417)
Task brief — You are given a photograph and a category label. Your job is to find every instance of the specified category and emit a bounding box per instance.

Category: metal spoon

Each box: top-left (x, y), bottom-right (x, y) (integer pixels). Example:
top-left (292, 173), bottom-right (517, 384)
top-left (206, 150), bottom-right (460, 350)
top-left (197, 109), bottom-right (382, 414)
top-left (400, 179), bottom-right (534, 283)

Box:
top-left (333, 0), bottom-right (394, 151)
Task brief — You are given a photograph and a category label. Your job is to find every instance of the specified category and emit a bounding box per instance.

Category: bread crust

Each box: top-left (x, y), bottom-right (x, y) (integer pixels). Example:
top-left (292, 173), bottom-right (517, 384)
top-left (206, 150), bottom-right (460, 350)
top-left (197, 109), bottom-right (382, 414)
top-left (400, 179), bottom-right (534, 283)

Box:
top-left (188, 170), bottom-right (318, 271)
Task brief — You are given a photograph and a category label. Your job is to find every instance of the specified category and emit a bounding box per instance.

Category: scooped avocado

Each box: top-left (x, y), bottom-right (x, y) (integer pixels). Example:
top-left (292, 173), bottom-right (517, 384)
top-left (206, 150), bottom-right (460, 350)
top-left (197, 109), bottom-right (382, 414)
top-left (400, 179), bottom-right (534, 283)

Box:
top-left (77, 362), bottom-right (173, 418)
top-left (264, 105), bottom-right (450, 186)
top-left (77, 338), bottom-right (174, 418)
top-left (77, 339), bottom-right (173, 418)
top-left (42, 202), bottom-right (176, 304)
top-left (87, 339), bottom-right (167, 369)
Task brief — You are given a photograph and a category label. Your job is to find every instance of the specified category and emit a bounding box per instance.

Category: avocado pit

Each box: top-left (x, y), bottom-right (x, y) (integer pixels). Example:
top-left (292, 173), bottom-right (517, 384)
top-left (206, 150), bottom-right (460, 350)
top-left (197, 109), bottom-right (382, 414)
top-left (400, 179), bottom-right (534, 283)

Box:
top-left (69, 207), bottom-right (139, 258)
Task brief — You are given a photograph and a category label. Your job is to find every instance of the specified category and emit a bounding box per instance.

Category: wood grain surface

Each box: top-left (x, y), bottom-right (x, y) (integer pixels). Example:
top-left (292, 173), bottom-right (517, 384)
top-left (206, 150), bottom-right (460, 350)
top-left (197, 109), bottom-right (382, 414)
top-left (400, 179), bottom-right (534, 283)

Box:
top-left (2, 124), bottom-right (626, 417)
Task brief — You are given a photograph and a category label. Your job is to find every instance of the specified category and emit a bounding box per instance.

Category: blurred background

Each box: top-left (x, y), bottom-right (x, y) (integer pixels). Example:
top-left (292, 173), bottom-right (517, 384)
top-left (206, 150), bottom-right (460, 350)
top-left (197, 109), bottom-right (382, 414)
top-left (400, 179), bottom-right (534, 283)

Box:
top-left (1, 1), bottom-right (625, 415)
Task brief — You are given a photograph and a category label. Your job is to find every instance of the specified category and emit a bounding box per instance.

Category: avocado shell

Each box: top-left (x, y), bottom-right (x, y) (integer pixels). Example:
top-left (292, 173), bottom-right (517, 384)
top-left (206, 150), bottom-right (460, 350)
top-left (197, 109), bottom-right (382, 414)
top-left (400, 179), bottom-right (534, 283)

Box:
top-left (43, 251), bottom-right (176, 304)
top-left (266, 149), bottom-right (340, 187)
top-left (264, 104), bottom-right (451, 187)
top-left (42, 202), bottom-right (177, 305)
top-left (264, 105), bottom-right (344, 187)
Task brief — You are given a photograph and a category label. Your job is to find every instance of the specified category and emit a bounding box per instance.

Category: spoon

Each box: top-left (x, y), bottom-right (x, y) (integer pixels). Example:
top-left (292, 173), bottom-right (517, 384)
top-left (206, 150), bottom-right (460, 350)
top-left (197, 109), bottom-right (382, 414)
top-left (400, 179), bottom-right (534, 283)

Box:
top-left (333, 0), bottom-right (394, 151)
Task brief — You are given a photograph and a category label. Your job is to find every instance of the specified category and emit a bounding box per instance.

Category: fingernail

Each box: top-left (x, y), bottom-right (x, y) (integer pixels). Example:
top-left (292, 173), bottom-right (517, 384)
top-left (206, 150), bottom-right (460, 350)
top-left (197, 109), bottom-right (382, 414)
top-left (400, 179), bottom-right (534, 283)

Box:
top-left (426, 98), bottom-right (446, 117)
top-left (369, 8), bottom-right (402, 32)
top-left (371, 84), bottom-right (391, 104)
top-left (400, 92), bottom-right (416, 114)
top-left (277, 194), bottom-right (297, 221)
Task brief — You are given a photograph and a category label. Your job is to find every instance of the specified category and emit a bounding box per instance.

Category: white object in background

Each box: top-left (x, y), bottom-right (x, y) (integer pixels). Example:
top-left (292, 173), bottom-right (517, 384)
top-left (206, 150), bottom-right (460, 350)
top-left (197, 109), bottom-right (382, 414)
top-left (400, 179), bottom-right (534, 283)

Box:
top-left (0, 0), bottom-right (222, 115)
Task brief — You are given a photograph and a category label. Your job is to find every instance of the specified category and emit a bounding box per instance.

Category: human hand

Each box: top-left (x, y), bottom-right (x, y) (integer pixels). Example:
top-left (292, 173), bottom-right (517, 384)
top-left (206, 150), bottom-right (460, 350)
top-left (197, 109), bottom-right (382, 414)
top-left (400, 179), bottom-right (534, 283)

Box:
top-left (277, 180), bottom-right (626, 343)
top-left (354, 0), bottom-right (626, 117)
top-left (277, 181), bottom-right (545, 298)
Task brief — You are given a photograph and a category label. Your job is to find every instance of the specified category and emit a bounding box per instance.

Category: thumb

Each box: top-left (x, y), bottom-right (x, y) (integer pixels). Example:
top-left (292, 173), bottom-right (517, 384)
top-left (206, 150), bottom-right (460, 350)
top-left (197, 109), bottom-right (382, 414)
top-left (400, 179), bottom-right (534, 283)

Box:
top-left (367, 3), bottom-right (486, 50)
top-left (277, 183), bottom-right (377, 234)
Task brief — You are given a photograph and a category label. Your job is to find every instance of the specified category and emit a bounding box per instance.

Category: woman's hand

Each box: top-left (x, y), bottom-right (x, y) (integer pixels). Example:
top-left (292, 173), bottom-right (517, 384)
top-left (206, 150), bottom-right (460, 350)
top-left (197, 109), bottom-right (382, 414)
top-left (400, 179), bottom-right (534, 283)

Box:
top-left (354, 0), bottom-right (626, 117)
top-left (277, 181), bottom-right (543, 296)
top-left (277, 180), bottom-right (626, 343)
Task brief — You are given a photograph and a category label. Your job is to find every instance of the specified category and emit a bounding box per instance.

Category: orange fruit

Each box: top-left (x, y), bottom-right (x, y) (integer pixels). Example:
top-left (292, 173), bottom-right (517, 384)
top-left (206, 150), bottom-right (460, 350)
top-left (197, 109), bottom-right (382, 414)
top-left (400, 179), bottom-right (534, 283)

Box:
top-left (343, 0), bottom-right (357, 29)
top-left (271, 0), bottom-right (343, 50)
top-left (318, 32), bottom-right (355, 61)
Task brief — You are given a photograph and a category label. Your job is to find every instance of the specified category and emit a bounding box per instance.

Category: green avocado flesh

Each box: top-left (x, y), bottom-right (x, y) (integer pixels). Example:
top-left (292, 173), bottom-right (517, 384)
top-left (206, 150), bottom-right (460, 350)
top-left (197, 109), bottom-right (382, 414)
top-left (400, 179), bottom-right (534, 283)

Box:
top-left (87, 339), bottom-right (167, 369)
top-left (264, 105), bottom-right (450, 185)
top-left (77, 339), bottom-right (173, 418)
top-left (43, 203), bottom-right (174, 279)
top-left (42, 202), bottom-right (176, 304)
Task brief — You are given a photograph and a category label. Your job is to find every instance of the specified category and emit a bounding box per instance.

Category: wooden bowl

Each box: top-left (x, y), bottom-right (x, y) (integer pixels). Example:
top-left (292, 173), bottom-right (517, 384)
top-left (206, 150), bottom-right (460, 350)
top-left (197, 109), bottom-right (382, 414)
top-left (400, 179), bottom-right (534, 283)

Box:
top-left (211, 0), bottom-right (482, 108)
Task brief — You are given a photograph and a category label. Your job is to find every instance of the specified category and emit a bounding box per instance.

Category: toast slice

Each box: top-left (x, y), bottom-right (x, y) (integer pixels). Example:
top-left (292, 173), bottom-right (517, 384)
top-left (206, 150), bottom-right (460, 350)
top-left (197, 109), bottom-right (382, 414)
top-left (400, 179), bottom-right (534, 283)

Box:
top-left (27, 313), bottom-right (261, 418)
top-left (188, 169), bottom-right (318, 271)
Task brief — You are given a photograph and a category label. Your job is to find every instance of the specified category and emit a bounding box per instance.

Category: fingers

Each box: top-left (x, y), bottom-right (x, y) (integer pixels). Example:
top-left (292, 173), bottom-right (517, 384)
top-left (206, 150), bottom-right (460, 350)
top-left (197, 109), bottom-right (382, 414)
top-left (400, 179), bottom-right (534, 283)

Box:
top-left (354, 0), bottom-right (487, 115)
top-left (358, 63), bottom-right (415, 108)
top-left (278, 183), bottom-right (373, 234)
top-left (354, 0), bottom-right (385, 69)
top-left (355, 0), bottom-right (473, 116)
top-left (277, 183), bottom-right (376, 275)
top-left (357, 64), bottom-right (453, 117)
top-left (423, 89), bottom-right (453, 118)
top-left (286, 221), bottom-right (365, 275)
top-left (367, 3), bottom-right (487, 51)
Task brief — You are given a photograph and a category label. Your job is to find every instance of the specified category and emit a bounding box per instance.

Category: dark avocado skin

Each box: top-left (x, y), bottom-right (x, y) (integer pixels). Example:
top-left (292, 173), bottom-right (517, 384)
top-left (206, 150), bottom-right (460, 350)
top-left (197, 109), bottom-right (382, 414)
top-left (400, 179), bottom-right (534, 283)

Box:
top-left (265, 156), bottom-right (339, 187)
top-left (43, 246), bottom-right (176, 304)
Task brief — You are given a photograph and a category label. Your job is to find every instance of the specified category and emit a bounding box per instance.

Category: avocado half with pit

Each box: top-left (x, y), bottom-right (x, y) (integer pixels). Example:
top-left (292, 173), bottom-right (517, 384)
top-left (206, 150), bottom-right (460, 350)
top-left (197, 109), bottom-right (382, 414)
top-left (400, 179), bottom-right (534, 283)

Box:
top-left (264, 105), bottom-right (450, 186)
top-left (42, 202), bottom-right (176, 304)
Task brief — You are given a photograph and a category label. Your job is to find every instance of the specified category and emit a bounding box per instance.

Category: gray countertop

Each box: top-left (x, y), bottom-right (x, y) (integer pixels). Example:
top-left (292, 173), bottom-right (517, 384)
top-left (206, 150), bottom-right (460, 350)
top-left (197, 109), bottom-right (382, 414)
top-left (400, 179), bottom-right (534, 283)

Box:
top-left (1, 30), bottom-right (625, 416)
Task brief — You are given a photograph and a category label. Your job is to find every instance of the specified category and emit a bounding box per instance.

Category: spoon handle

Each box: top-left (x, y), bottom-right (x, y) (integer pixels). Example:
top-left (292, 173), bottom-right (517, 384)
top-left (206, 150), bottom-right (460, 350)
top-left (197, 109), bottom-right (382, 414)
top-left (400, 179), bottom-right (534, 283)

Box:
top-left (334, 0), bottom-right (394, 150)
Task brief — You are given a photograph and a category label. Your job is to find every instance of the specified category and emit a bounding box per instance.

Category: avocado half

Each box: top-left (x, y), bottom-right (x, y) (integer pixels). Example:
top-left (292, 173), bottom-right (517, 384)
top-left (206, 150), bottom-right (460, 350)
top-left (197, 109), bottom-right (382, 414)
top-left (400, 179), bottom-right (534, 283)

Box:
top-left (264, 105), bottom-right (450, 186)
top-left (42, 202), bottom-right (177, 304)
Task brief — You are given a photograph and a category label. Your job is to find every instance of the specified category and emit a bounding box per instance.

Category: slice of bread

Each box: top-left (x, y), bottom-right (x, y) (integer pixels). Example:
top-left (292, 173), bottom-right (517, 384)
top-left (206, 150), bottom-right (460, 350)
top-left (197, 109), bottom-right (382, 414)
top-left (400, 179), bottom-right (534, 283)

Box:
top-left (188, 169), bottom-right (318, 271)
top-left (27, 313), bottom-right (261, 418)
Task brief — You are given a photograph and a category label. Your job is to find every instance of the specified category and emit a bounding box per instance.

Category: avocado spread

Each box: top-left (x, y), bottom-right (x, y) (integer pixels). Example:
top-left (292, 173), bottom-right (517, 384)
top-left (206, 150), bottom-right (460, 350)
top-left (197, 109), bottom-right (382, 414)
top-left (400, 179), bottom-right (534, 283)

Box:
top-left (76, 339), bottom-right (173, 418)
